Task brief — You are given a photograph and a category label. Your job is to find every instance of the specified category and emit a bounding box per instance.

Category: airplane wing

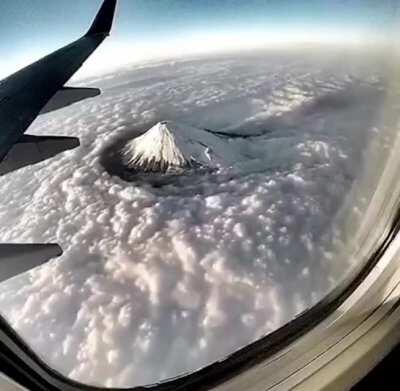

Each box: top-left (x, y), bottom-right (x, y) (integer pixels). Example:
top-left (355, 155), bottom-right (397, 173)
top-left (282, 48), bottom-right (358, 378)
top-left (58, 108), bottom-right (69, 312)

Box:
top-left (39, 87), bottom-right (101, 115)
top-left (0, 135), bottom-right (80, 176)
top-left (0, 244), bottom-right (62, 284)
top-left (0, 0), bottom-right (117, 175)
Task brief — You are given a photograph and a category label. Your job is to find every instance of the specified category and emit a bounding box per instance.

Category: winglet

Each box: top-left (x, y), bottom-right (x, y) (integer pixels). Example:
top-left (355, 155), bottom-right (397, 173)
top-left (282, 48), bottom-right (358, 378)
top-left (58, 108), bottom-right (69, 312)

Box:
top-left (86, 0), bottom-right (117, 37)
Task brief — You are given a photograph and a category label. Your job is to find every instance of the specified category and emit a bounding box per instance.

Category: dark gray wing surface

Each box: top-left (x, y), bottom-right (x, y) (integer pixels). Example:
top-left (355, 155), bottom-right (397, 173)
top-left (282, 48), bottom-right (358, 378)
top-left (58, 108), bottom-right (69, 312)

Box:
top-left (39, 87), bottom-right (101, 115)
top-left (0, 0), bottom-right (117, 163)
top-left (0, 244), bottom-right (62, 284)
top-left (0, 135), bottom-right (80, 176)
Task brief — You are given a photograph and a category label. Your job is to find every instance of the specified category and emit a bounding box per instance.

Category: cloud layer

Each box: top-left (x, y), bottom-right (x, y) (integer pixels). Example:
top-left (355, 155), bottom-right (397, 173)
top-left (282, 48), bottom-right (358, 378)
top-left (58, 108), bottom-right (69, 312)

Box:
top-left (0, 50), bottom-right (389, 387)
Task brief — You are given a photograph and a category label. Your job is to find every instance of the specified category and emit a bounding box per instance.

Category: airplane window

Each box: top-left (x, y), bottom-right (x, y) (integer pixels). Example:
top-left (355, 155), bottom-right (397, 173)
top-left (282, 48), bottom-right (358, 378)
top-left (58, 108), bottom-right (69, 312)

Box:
top-left (0, 0), bottom-right (399, 388)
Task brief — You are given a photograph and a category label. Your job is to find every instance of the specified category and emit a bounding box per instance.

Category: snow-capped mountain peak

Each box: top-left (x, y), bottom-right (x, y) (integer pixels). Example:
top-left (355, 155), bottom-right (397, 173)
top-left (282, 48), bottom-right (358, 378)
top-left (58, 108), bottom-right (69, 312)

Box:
top-left (122, 121), bottom-right (237, 173)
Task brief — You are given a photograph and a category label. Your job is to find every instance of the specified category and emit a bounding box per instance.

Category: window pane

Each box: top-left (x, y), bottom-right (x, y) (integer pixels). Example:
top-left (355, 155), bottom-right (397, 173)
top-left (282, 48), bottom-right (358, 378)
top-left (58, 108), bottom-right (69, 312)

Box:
top-left (0, 1), bottom-right (399, 388)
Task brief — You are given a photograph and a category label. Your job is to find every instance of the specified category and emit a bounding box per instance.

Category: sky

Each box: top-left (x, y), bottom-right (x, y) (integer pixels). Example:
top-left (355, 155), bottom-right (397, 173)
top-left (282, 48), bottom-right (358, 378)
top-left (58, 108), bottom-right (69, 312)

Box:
top-left (0, 0), bottom-right (397, 79)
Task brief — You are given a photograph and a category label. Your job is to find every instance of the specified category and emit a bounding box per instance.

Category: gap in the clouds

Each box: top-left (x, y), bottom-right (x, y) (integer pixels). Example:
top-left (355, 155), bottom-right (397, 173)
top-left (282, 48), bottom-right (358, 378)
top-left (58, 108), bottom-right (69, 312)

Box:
top-left (98, 113), bottom-right (278, 190)
top-left (98, 121), bottom-right (241, 189)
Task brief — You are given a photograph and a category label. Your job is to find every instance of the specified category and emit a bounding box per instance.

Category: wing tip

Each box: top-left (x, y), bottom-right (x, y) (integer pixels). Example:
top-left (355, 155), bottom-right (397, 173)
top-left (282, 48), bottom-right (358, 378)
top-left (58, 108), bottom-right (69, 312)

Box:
top-left (86, 0), bottom-right (117, 37)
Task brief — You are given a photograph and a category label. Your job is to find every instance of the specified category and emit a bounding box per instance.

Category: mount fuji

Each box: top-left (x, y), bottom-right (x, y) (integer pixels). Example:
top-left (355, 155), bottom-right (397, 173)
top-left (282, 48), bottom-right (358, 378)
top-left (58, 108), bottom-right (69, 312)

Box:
top-left (122, 121), bottom-right (242, 174)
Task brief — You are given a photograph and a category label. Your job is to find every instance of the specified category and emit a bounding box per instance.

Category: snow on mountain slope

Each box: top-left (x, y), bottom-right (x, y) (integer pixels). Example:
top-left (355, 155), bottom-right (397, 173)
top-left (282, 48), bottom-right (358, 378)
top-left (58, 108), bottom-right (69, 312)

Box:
top-left (122, 121), bottom-right (241, 172)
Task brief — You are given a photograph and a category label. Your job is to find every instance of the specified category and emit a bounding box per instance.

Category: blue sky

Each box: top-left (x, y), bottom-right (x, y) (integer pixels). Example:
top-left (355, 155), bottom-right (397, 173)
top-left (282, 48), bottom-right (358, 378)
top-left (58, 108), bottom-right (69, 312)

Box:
top-left (0, 0), bottom-right (397, 78)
